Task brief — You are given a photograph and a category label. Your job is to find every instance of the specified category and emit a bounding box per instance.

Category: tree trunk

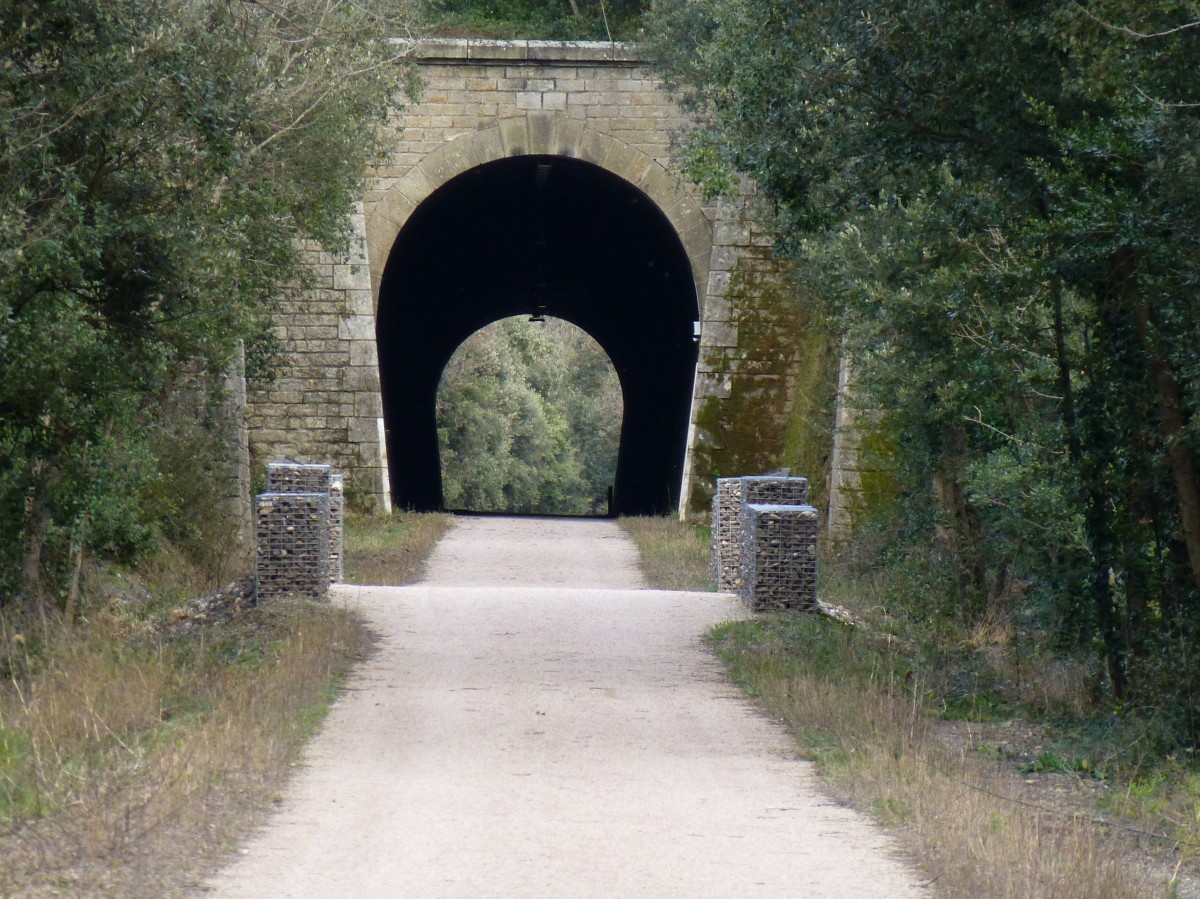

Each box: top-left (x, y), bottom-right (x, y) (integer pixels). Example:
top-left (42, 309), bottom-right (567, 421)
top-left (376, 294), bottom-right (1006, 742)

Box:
top-left (1053, 279), bottom-right (1126, 699)
top-left (64, 509), bottom-right (89, 624)
top-left (1131, 302), bottom-right (1200, 594)
top-left (932, 425), bottom-right (987, 611)
top-left (20, 504), bottom-right (47, 594)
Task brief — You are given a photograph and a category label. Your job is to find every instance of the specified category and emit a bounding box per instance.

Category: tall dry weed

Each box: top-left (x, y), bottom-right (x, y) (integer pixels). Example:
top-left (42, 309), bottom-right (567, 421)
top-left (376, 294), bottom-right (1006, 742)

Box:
top-left (0, 599), bottom-right (366, 897)
top-left (343, 511), bottom-right (451, 585)
top-left (715, 618), bottom-right (1152, 898)
top-left (619, 516), bottom-right (713, 591)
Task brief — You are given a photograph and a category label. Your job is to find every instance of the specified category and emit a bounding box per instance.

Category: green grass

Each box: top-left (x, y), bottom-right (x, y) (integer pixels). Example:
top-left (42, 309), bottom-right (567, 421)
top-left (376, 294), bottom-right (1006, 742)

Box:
top-left (708, 613), bottom-right (1148, 898)
top-left (618, 515), bottom-right (714, 591)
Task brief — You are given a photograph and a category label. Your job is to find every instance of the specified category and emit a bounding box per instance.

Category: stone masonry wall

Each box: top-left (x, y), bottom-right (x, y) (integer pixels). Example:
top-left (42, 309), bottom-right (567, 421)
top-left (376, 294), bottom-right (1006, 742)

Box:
top-left (249, 39), bottom-right (828, 521)
top-left (683, 189), bottom-right (814, 518)
top-left (245, 203), bottom-right (391, 512)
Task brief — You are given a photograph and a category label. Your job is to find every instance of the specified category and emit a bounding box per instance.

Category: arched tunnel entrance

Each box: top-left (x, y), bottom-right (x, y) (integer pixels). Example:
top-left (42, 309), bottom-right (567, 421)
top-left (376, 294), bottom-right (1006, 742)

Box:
top-left (376, 154), bottom-right (700, 516)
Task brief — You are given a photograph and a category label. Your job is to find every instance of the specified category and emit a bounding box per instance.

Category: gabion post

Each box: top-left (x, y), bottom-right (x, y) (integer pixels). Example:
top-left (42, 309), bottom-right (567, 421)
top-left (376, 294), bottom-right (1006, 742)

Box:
top-left (328, 473), bottom-right (344, 585)
top-left (255, 491), bottom-right (330, 602)
top-left (737, 503), bottom-right (819, 612)
top-left (266, 461), bottom-right (333, 494)
top-left (265, 462), bottom-right (343, 586)
top-left (711, 478), bottom-right (745, 593)
top-left (712, 475), bottom-right (809, 594)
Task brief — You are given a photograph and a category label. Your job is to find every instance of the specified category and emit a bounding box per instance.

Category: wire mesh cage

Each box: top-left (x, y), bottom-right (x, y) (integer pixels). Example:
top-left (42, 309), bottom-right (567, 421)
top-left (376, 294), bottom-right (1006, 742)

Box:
top-left (737, 503), bottom-right (819, 612)
top-left (328, 473), bottom-right (344, 585)
top-left (255, 491), bottom-right (330, 602)
top-left (712, 476), bottom-right (809, 594)
top-left (266, 461), bottom-right (333, 494)
top-left (265, 463), bottom-right (343, 586)
top-left (711, 478), bottom-right (744, 593)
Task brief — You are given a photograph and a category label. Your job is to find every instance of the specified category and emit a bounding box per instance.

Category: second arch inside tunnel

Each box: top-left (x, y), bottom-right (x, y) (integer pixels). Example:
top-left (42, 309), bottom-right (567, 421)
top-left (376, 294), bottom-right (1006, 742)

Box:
top-left (375, 153), bottom-right (700, 516)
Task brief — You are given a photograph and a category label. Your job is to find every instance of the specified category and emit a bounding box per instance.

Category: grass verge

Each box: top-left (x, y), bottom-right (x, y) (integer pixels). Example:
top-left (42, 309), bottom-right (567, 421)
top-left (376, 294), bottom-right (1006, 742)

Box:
top-left (618, 517), bottom-right (1191, 893)
top-left (343, 511), bottom-right (452, 585)
top-left (618, 515), bottom-right (713, 591)
top-left (0, 510), bottom-right (451, 896)
top-left (711, 613), bottom-right (1183, 898)
top-left (0, 596), bottom-right (366, 897)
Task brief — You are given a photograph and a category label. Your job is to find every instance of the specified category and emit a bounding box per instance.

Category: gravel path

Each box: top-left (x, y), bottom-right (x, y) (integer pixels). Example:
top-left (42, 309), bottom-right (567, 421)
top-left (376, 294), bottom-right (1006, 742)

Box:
top-left (200, 517), bottom-right (927, 898)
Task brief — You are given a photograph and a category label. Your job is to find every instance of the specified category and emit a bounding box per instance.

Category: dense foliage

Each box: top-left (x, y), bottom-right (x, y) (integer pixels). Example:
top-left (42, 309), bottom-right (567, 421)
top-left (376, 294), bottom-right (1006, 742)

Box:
top-left (0, 0), bottom-right (415, 605)
top-left (437, 317), bottom-right (621, 515)
top-left (648, 0), bottom-right (1200, 743)
top-left (420, 0), bottom-right (645, 40)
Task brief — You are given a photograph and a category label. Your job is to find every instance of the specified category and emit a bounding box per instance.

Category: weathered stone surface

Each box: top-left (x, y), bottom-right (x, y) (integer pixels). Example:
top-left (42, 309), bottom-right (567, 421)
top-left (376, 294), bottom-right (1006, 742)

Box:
top-left (247, 204), bottom-right (391, 512)
top-left (249, 40), bottom-right (833, 525)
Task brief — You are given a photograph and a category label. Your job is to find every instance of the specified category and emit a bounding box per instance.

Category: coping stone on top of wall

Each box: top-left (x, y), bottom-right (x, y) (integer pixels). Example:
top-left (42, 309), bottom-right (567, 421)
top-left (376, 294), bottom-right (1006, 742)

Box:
top-left (399, 38), bottom-right (645, 64)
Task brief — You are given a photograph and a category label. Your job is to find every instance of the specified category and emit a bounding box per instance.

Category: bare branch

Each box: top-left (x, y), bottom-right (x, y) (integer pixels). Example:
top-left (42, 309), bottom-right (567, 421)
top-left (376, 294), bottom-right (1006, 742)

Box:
top-left (1134, 84), bottom-right (1200, 109)
top-left (1071, 2), bottom-right (1200, 40)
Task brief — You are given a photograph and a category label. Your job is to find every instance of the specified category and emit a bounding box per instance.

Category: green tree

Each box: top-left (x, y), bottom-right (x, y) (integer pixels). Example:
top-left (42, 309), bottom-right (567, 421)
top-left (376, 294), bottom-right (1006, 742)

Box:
top-left (648, 0), bottom-right (1200, 733)
top-left (0, 0), bottom-right (416, 605)
top-left (437, 317), bottom-right (621, 514)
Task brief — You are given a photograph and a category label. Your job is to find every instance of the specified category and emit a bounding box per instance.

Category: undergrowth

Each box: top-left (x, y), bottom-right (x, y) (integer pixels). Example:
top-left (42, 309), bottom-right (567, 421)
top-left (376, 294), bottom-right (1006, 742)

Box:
top-left (418, 0), bottom-right (644, 41)
top-left (710, 600), bottom-right (1200, 892)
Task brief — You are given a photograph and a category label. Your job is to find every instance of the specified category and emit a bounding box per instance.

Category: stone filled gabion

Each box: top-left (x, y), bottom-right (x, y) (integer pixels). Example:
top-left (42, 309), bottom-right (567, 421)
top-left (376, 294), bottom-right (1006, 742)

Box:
top-left (255, 492), bottom-right (330, 602)
top-left (741, 476), bottom-right (809, 507)
top-left (266, 463), bottom-right (343, 586)
top-left (737, 503), bottom-right (819, 612)
top-left (328, 473), bottom-right (345, 585)
top-left (266, 461), bottom-right (333, 494)
top-left (712, 476), bottom-right (809, 594)
top-left (711, 478), bottom-right (745, 593)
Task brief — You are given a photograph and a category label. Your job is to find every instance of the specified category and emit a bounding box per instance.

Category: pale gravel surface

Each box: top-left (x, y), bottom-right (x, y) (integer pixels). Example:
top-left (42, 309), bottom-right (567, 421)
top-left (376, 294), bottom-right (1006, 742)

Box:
top-left (200, 516), bottom-right (928, 898)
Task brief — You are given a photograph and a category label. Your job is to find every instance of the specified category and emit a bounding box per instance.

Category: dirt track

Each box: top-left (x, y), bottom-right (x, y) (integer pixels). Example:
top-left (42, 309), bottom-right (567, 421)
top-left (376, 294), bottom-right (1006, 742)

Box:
top-left (199, 517), bottom-right (927, 897)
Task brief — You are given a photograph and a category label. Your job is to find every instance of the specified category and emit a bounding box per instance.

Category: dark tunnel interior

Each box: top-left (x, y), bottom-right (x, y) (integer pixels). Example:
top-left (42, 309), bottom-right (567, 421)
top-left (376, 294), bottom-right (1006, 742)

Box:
top-left (375, 155), bottom-right (699, 516)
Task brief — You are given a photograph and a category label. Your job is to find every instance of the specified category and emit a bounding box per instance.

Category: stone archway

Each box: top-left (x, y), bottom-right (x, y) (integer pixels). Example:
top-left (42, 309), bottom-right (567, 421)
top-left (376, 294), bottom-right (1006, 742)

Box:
top-left (374, 151), bottom-right (701, 515)
top-left (364, 116), bottom-right (713, 315)
top-left (246, 43), bottom-right (816, 522)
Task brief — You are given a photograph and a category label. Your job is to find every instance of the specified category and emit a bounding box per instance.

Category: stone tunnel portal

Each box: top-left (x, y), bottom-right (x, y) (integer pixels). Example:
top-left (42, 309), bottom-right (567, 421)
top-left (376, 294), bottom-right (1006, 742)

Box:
top-left (376, 154), bottom-right (700, 516)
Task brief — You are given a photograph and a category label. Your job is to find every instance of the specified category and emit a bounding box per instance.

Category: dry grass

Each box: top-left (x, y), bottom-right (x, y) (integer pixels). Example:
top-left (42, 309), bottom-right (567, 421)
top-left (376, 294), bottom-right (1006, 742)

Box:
top-left (0, 509), bottom-right (454, 897)
top-left (712, 616), bottom-right (1168, 898)
top-left (343, 511), bottom-right (452, 585)
top-left (0, 598), bottom-right (367, 897)
top-left (618, 515), bottom-right (713, 591)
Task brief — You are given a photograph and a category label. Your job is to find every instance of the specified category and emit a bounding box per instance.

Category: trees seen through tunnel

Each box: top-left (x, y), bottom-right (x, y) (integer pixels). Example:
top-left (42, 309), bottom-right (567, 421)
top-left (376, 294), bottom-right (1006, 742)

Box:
top-left (437, 317), bottom-right (622, 515)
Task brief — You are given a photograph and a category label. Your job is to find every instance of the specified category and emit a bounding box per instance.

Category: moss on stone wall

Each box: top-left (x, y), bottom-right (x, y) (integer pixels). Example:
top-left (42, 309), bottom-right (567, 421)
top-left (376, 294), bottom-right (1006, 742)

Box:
top-left (850, 426), bottom-right (901, 521)
top-left (779, 321), bottom-right (836, 507)
top-left (687, 258), bottom-right (838, 518)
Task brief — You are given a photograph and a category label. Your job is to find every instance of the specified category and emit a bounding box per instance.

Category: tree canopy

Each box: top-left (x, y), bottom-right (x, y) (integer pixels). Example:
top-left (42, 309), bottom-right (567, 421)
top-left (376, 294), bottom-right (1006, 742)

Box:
top-left (0, 0), bottom-right (415, 603)
top-left (647, 0), bottom-right (1200, 741)
top-left (437, 316), bottom-right (622, 515)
